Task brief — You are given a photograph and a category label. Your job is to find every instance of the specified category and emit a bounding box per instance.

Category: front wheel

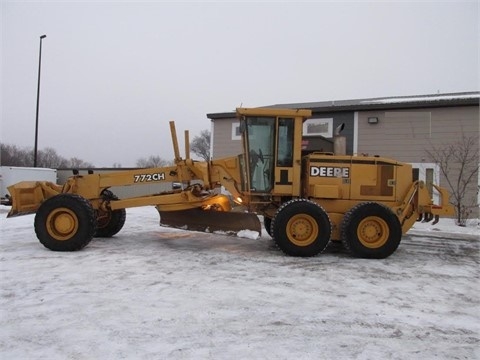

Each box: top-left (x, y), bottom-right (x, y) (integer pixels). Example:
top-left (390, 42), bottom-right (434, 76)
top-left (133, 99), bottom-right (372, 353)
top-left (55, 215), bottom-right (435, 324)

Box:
top-left (271, 199), bottom-right (331, 257)
top-left (341, 202), bottom-right (402, 259)
top-left (34, 194), bottom-right (97, 251)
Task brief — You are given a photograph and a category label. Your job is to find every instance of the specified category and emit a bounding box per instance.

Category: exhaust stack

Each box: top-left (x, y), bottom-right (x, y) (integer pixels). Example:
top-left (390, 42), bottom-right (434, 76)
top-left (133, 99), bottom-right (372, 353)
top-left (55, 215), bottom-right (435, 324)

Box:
top-left (334, 123), bottom-right (346, 155)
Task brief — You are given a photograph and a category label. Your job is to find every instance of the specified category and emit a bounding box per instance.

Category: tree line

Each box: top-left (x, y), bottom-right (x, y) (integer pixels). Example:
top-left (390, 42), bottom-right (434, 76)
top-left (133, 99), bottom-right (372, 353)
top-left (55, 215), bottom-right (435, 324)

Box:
top-left (0, 129), bottom-right (212, 168)
top-left (1, 144), bottom-right (94, 168)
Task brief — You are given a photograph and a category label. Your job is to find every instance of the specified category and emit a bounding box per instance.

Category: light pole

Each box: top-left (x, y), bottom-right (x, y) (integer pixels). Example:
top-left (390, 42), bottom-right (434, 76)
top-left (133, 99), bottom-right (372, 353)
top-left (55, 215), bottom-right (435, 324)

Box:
top-left (34, 34), bottom-right (47, 167)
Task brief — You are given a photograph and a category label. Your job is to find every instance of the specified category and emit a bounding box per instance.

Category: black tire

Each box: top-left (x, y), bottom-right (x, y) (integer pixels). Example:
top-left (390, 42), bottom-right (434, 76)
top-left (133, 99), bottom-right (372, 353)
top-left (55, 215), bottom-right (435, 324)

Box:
top-left (341, 202), bottom-right (402, 259)
top-left (34, 194), bottom-right (97, 251)
top-left (94, 190), bottom-right (126, 238)
top-left (264, 216), bottom-right (272, 237)
top-left (271, 199), bottom-right (331, 257)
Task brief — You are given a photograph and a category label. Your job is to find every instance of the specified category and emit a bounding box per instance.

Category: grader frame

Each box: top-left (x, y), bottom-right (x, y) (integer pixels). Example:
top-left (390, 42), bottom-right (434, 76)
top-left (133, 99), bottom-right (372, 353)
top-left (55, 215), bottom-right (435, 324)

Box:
top-left (6, 107), bottom-right (455, 258)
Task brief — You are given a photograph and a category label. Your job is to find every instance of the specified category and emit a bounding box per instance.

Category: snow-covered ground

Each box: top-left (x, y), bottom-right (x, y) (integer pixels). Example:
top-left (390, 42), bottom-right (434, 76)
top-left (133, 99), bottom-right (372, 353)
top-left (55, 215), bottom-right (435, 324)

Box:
top-left (1, 205), bottom-right (478, 359)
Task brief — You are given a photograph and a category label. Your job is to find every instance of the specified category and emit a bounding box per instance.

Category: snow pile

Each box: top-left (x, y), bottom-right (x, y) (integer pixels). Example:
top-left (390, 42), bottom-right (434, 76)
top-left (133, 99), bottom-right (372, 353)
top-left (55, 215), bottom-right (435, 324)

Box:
top-left (235, 229), bottom-right (260, 240)
top-left (1, 206), bottom-right (478, 359)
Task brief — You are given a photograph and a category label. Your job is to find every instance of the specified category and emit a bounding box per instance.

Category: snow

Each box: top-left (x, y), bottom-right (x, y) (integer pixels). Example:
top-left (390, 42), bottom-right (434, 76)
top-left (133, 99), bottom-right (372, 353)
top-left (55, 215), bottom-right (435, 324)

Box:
top-left (235, 229), bottom-right (260, 240)
top-left (1, 205), bottom-right (479, 359)
top-left (409, 217), bottom-right (479, 238)
top-left (361, 93), bottom-right (479, 104)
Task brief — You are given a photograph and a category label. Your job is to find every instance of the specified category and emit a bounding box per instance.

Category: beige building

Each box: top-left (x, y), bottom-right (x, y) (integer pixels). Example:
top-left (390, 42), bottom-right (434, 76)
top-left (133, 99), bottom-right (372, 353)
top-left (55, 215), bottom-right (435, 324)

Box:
top-left (207, 92), bottom-right (479, 218)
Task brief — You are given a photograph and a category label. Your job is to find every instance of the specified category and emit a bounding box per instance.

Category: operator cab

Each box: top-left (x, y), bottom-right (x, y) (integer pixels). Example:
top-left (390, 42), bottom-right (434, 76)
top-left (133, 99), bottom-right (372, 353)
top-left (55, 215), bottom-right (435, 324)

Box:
top-left (237, 108), bottom-right (312, 197)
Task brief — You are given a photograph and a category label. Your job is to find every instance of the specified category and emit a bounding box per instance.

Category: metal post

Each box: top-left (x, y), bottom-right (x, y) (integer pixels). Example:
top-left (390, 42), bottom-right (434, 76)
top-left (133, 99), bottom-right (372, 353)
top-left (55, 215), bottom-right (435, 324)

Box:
top-left (34, 34), bottom-right (47, 167)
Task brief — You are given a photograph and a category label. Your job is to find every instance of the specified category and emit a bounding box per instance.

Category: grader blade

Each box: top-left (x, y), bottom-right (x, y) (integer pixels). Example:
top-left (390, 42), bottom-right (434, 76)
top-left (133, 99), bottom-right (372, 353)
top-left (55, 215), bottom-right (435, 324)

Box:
top-left (159, 208), bottom-right (262, 236)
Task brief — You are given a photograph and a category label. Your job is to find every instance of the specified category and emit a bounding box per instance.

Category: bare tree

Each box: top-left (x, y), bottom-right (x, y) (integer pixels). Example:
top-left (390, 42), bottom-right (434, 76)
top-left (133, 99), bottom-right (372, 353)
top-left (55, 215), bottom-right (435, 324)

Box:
top-left (1, 144), bottom-right (32, 166)
top-left (426, 135), bottom-right (479, 226)
top-left (68, 157), bottom-right (94, 168)
top-left (136, 155), bottom-right (171, 168)
top-left (1, 143), bottom-right (94, 168)
top-left (37, 147), bottom-right (68, 168)
top-left (190, 129), bottom-right (211, 161)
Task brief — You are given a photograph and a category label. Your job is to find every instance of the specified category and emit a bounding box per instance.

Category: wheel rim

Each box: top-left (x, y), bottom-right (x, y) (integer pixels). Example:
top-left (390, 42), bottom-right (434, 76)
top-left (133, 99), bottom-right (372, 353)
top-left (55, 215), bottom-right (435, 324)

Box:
top-left (46, 208), bottom-right (79, 241)
top-left (286, 214), bottom-right (318, 246)
top-left (357, 216), bottom-right (389, 248)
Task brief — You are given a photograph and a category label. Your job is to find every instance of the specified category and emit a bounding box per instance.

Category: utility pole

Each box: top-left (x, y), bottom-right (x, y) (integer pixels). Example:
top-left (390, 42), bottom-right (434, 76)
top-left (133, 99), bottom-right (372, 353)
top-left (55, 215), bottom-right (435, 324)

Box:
top-left (34, 34), bottom-right (47, 167)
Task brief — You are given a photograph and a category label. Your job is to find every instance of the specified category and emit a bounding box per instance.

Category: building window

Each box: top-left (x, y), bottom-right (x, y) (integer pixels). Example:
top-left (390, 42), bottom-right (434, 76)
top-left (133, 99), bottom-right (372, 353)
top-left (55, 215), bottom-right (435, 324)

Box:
top-left (232, 122), bottom-right (241, 140)
top-left (425, 168), bottom-right (434, 196)
top-left (303, 118), bottom-right (333, 137)
top-left (411, 162), bottom-right (440, 203)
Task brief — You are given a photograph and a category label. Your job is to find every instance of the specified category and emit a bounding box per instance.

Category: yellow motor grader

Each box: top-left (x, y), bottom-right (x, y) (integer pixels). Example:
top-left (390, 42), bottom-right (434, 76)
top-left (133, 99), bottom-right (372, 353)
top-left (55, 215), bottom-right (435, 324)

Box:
top-left (7, 108), bottom-right (454, 258)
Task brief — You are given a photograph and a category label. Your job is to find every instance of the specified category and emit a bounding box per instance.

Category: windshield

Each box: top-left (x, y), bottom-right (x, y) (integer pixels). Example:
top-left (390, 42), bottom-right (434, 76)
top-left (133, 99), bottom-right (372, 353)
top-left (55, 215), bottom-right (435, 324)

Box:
top-left (244, 116), bottom-right (275, 192)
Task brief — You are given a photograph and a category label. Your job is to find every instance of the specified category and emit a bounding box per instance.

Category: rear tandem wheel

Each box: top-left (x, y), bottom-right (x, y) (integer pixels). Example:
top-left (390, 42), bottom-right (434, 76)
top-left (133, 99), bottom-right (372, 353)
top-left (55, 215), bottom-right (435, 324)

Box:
top-left (34, 194), bottom-right (97, 251)
top-left (341, 202), bottom-right (402, 259)
top-left (271, 199), bottom-right (331, 257)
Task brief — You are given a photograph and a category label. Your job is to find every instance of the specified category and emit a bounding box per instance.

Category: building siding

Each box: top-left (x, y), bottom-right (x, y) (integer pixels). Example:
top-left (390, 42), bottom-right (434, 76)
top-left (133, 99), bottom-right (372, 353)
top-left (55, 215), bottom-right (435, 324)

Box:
top-left (211, 118), bottom-right (242, 159)
top-left (357, 106), bottom-right (478, 162)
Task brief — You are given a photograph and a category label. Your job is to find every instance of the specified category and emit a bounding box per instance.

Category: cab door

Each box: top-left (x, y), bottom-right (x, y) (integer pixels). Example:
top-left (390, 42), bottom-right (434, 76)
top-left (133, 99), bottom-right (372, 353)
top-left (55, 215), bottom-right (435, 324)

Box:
top-left (273, 117), bottom-right (302, 196)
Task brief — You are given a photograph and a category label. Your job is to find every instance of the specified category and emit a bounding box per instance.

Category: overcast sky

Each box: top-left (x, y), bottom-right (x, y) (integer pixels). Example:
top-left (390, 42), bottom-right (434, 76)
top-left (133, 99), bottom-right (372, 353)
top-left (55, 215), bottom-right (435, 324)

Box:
top-left (1, 1), bottom-right (478, 167)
